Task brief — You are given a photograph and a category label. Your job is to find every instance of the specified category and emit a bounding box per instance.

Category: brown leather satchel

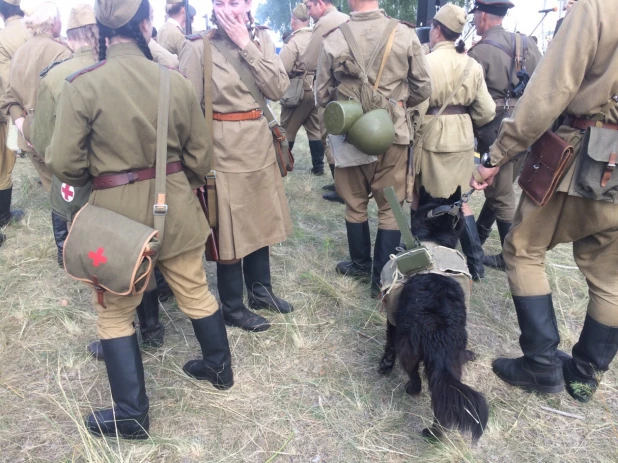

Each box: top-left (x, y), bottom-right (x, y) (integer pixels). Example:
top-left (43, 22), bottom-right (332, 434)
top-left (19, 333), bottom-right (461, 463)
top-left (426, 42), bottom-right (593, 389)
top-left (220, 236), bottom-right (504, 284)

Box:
top-left (518, 130), bottom-right (574, 206)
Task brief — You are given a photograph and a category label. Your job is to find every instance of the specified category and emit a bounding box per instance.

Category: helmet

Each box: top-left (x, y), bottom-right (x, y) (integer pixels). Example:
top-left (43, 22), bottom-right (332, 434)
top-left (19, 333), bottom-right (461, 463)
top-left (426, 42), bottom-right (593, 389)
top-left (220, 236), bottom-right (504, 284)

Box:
top-left (346, 109), bottom-right (395, 156)
top-left (324, 100), bottom-right (363, 135)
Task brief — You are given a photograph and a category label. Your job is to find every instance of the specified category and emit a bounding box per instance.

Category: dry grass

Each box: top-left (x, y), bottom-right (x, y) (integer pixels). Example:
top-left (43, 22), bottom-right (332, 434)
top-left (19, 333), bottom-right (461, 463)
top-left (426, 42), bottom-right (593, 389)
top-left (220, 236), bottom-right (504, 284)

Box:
top-left (1, 129), bottom-right (617, 462)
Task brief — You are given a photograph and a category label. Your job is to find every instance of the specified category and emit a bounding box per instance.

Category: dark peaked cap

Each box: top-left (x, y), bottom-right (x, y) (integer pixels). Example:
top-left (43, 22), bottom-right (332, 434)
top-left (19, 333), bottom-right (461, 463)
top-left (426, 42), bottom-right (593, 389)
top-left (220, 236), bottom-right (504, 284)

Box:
top-left (469, 0), bottom-right (515, 17)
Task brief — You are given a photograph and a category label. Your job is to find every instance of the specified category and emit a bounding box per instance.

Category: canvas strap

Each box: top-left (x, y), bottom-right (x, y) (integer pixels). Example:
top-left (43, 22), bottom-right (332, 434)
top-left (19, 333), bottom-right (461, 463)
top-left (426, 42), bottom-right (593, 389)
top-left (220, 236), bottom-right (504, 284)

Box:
top-left (202, 33), bottom-right (214, 143)
top-left (374, 25), bottom-right (398, 91)
top-left (153, 65), bottom-right (171, 244)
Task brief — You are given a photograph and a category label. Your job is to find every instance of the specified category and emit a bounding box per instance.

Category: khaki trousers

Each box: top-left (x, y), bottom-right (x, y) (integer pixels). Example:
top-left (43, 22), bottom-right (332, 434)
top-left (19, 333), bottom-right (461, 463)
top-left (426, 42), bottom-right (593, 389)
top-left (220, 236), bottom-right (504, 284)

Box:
top-left (281, 90), bottom-right (321, 142)
top-left (26, 150), bottom-right (52, 193)
top-left (0, 121), bottom-right (16, 190)
top-left (335, 144), bottom-right (407, 230)
top-left (482, 153), bottom-right (525, 222)
top-left (504, 192), bottom-right (618, 326)
top-left (94, 246), bottom-right (218, 339)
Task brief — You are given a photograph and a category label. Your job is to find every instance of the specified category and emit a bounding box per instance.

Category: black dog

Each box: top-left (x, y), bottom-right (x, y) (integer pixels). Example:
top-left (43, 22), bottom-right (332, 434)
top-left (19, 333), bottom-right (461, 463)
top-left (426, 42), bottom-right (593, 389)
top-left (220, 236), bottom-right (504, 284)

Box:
top-left (378, 186), bottom-right (488, 442)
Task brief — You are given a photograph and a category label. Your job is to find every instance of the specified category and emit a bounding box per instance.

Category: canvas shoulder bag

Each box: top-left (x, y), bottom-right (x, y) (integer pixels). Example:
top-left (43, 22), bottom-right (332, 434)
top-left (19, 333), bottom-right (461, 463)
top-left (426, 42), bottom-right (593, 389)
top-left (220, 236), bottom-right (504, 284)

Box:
top-left (62, 65), bottom-right (171, 307)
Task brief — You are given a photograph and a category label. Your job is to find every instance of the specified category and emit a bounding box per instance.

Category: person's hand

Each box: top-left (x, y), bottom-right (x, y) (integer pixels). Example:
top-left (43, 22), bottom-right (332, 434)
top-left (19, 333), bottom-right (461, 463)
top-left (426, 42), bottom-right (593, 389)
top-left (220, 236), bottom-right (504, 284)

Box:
top-left (470, 165), bottom-right (500, 190)
top-left (216, 10), bottom-right (250, 50)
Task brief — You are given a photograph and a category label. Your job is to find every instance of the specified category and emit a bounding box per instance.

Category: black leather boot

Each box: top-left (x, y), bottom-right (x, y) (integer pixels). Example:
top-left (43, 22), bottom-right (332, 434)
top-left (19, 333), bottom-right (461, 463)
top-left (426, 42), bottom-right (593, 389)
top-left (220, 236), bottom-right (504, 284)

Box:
top-left (0, 187), bottom-right (24, 228)
top-left (371, 229), bottom-right (401, 298)
top-left (243, 246), bottom-right (293, 313)
top-left (288, 141), bottom-right (294, 153)
top-left (86, 334), bottom-right (150, 439)
top-left (0, 232), bottom-right (5, 248)
top-left (323, 190), bottom-right (344, 203)
top-left (217, 262), bottom-right (270, 332)
top-left (309, 140), bottom-right (325, 175)
top-left (557, 315), bottom-right (618, 402)
top-left (322, 164), bottom-right (336, 191)
top-left (483, 220), bottom-right (511, 271)
top-left (337, 221), bottom-right (372, 279)
top-left (183, 310), bottom-right (234, 390)
top-left (475, 202), bottom-right (495, 246)
top-left (87, 340), bottom-right (104, 360)
top-left (155, 267), bottom-right (173, 302)
top-left (136, 289), bottom-right (164, 348)
top-left (51, 211), bottom-right (68, 267)
top-left (460, 215), bottom-right (485, 281)
top-left (492, 295), bottom-right (564, 393)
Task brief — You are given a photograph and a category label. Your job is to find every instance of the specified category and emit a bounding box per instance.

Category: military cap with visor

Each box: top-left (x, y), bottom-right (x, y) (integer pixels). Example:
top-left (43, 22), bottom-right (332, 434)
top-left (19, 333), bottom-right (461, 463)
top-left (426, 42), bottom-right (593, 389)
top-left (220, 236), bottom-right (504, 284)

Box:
top-left (469, 0), bottom-right (514, 17)
top-left (67, 3), bottom-right (96, 31)
top-left (292, 3), bottom-right (310, 22)
top-left (95, 0), bottom-right (142, 29)
top-left (434, 3), bottom-right (467, 34)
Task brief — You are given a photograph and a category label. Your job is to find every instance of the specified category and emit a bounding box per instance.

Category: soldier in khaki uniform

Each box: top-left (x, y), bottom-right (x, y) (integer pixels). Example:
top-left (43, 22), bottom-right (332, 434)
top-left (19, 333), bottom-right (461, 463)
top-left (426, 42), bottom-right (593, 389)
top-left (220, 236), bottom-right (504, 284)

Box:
top-left (414, 4), bottom-right (495, 280)
top-left (47, 0), bottom-right (234, 439)
top-left (471, 0), bottom-right (618, 401)
top-left (301, 0), bottom-right (348, 202)
top-left (180, 0), bottom-right (293, 333)
top-left (279, 3), bottom-right (323, 175)
top-left (316, 0), bottom-right (431, 296)
top-left (158, 0), bottom-right (192, 55)
top-left (33, 4), bottom-right (166, 362)
top-left (0, 0), bottom-right (71, 193)
top-left (0, 0), bottom-right (29, 247)
top-left (467, 0), bottom-right (542, 272)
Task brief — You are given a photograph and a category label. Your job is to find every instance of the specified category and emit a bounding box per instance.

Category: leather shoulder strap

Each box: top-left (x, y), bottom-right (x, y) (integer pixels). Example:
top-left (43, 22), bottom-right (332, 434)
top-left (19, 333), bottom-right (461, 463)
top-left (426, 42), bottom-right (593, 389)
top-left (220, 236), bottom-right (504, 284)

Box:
top-left (478, 38), bottom-right (514, 59)
top-left (374, 23), bottom-right (398, 91)
top-left (154, 65), bottom-right (171, 243)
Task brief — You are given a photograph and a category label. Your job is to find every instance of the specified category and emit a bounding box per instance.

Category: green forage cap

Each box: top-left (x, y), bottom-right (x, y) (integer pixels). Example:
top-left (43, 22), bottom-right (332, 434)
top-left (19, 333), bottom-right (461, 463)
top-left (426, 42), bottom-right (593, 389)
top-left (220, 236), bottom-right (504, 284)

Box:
top-left (95, 0), bottom-right (141, 29)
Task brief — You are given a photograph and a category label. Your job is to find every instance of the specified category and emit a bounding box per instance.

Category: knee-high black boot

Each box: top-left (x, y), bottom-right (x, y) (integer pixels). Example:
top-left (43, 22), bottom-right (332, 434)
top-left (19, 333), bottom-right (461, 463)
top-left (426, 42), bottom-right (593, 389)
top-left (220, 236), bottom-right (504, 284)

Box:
top-left (243, 246), bottom-right (293, 313)
top-left (51, 211), bottom-right (69, 267)
top-left (309, 140), bottom-right (325, 175)
top-left (371, 229), bottom-right (401, 298)
top-left (136, 289), bottom-right (164, 347)
top-left (336, 221), bottom-right (372, 278)
top-left (322, 164), bottom-right (336, 191)
top-left (492, 295), bottom-right (564, 393)
top-left (558, 315), bottom-right (618, 402)
top-left (0, 187), bottom-right (24, 228)
top-left (183, 309), bottom-right (234, 389)
top-left (217, 262), bottom-right (270, 332)
top-left (459, 215), bottom-right (485, 281)
top-left (475, 202), bottom-right (495, 246)
top-left (86, 334), bottom-right (150, 439)
top-left (483, 220), bottom-right (511, 271)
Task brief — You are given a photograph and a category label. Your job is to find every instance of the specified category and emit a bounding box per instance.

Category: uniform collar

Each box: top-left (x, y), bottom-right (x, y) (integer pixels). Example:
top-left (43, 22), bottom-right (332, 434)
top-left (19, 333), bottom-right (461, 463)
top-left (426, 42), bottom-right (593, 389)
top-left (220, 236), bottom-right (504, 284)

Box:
top-left (73, 46), bottom-right (93, 58)
top-left (483, 24), bottom-right (505, 38)
top-left (106, 42), bottom-right (147, 59)
top-left (291, 26), bottom-right (312, 36)
top-left (323, 4), bottom-right (339, 17)
top-left (431, 41), bottom-right (456, 52)
top-left (350, 9), bottom-right (386, 21)
top-left (167, 17), bottom-right (183, 31)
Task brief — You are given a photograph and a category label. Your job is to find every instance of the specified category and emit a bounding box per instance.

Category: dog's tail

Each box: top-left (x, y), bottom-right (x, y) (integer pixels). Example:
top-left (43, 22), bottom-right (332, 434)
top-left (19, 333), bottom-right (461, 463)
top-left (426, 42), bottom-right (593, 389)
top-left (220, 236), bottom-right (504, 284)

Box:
top-left (426, 364), bottom-right (489, 441)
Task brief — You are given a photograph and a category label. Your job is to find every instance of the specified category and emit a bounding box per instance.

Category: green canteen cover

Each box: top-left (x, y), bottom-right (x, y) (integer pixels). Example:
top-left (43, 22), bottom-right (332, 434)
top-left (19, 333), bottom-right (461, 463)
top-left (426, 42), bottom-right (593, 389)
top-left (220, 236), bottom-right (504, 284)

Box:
top-left (324, 100), bottom-right (363, 135)
top-left (63, 204), bottom-right (159, 296)
top-left (347, 108), bottom-right (395, 156)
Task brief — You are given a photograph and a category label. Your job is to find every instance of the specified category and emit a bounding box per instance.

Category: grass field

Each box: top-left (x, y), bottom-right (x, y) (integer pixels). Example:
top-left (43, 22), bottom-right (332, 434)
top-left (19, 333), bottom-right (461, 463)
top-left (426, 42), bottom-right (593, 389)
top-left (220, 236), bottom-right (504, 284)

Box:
top-left (0, 130), bottom-right (617, 463)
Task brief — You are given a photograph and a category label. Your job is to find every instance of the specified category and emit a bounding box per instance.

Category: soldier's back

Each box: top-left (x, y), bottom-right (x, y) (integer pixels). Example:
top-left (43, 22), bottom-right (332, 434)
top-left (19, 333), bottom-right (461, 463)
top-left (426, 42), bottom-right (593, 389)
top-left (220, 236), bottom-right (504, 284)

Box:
top-left (0, 16), bottom-right (31, 90)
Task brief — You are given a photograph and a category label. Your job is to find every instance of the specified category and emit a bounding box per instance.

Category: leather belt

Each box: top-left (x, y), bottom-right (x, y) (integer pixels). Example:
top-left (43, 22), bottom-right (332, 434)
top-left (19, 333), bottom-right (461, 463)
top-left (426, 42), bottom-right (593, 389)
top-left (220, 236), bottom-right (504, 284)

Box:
top-left (426, 105), bottom-right (468, 116)
top-left (213, 109), bottom-right (262, 122)
top-left (91, 161), bottom-right (183, 190)
top-left (494, 98), bottom-right (518, 107)
top-left (563, 115), bottom-right (618, 132)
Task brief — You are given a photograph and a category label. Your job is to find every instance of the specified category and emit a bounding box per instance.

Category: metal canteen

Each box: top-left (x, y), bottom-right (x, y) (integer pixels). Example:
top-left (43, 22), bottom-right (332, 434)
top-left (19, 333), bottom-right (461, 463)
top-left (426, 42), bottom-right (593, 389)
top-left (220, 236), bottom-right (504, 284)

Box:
top-left (323, 100), bottom-right (364, 135)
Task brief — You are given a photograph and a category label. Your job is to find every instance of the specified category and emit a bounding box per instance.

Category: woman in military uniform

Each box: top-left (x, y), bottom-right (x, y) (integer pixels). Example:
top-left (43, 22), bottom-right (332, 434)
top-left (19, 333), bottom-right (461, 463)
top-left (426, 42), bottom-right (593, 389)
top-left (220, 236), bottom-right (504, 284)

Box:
top-left (47, 0), bottom-right (233, 440)
top-left (179, 0), bottom-right (293, 333)
top-left (414, 4), bottom-right (495, 280)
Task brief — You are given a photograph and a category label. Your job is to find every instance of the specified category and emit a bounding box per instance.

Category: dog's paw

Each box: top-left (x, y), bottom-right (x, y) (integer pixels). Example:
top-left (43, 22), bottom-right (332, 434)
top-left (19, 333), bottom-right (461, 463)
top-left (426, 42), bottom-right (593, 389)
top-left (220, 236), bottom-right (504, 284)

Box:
top-left (464, 350), bottom-right (477, 362)
top-left (378, 351), bottom-right (396, 375)
top-left (405, 377), bottom-right (422, 396)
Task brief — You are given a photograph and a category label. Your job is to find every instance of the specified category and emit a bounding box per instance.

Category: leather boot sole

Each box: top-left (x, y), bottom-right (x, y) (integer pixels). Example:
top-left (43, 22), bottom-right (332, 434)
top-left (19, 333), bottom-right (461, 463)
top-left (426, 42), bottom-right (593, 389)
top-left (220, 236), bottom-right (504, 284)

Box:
top-left (223, 316), bottom-right (270, 332)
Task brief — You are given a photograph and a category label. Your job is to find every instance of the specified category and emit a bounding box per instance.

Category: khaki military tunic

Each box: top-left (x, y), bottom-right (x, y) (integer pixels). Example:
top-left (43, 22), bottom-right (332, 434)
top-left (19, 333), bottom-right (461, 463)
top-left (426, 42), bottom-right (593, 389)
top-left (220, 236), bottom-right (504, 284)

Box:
top-left (179, 28), bottom-right (292, 260)
top-left (279, 27), bottom-right (320, 142)
top-left (47, 42), bottom-right (217, 339)
top-left (487, 0), bottom-right (618, 326)
top-left (0, 16), bottom-right (31, 190)
top-left (32, 47), bottom-right (96, 221)
top-left (158, 19), bottom-right (185, 56)
top-left (149, 38), bottom-right (179, 69)
top-left (415, 42), bottom-right (495, 198)
top-left (316, 9), bottom-right (431, 229)
top-left (0, 33), bottom-right (72, 192)
top-left (468, 25), bottom-right (542, 222)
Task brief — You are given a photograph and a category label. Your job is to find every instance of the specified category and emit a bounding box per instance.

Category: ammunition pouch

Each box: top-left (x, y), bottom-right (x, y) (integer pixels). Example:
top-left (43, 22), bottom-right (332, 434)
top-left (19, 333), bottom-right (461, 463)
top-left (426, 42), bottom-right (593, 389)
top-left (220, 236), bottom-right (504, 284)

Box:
top-left (279, 71), bottom-right (305, 108)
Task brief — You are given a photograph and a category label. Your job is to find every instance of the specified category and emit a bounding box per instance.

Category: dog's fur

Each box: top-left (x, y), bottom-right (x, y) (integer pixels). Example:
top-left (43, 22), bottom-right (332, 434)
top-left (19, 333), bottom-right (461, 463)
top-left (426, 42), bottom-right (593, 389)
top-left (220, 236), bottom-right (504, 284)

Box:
top-left (378, 186), bottom-right (488, 442)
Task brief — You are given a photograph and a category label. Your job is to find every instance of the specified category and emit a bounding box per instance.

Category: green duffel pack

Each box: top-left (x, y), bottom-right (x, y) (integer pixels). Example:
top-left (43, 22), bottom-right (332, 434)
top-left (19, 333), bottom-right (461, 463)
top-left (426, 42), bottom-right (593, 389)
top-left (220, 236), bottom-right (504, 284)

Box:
top-left (570, 125), bottom-right (618, 203)
top-left (62, 65), bottom-right (171, 306)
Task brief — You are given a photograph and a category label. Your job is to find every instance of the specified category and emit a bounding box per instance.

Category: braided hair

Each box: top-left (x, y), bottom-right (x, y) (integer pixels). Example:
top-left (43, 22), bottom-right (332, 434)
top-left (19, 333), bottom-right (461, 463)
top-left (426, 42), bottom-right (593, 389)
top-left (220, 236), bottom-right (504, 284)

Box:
top-left (97, 0), bottom-right (153, 61)
top-left (432, 19), bottom-right (466, 54)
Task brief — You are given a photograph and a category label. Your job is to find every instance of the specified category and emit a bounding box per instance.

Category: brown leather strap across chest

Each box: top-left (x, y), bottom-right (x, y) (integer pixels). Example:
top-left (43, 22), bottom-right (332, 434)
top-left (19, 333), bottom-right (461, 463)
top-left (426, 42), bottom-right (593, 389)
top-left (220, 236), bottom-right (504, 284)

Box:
top-left (212, 109), bottom-right (263, 121)
top-left (91, 161), bottom-right (183, 190)
top-left (426, 105), bottom-right (468, 116)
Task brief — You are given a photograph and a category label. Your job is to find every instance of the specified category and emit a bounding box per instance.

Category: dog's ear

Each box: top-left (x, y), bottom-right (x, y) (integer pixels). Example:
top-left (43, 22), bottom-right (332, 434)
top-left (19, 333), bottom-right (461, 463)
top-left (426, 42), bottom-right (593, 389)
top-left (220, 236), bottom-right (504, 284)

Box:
top-left (448, 186), bottom-right (462, 203)
top-left (419, 186), bottom-right (431, 205)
